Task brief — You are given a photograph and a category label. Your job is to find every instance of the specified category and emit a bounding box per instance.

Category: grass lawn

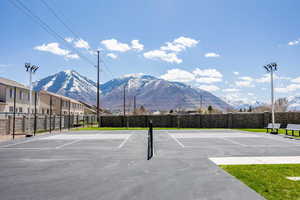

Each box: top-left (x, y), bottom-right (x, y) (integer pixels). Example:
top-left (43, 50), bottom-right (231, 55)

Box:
top-left (237, 128), bottom-right (300, 137)
top-left (221, 164), bottom-right (300, 200)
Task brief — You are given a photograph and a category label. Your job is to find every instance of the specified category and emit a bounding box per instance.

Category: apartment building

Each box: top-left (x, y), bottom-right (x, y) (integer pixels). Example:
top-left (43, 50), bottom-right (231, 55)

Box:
top-left (0, 77), bottom-right (38, 114)
top-left (39, 91), bottom-right (84, 115)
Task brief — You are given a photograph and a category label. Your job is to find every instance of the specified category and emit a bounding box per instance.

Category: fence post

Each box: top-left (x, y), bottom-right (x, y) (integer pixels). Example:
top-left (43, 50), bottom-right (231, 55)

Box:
top-left (45, 115), bottom-right (47, 130)
top-left (22, 115), bottom-right (26, 133)
top-left (49, 95), bottom-right (52, 133)
top-left (34, 92), bottom-right (37, 136)
top-left (60, 98), bottom-right (62, 132)
top-left (53, 115), bottom-right (56, 131)
top-left (83, 115), bottom-right (85, 127)
top-left (227, 113), bottom-right (233, 128)
top-left (7, 115), bottom-right (11, 135)
top-left (68, 100), bottom-right (71, 130)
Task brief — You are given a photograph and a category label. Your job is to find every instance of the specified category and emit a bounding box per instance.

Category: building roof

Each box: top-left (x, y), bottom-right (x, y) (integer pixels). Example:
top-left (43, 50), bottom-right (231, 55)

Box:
top-left (39, 90), bottom-right (82, 104)
top-left (0, 77), bottom-right (28, 90)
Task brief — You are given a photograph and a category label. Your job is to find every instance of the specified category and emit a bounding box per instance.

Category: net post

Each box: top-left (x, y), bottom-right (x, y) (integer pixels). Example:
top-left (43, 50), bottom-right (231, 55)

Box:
top-left (147, 120), bottom-right (153, 160)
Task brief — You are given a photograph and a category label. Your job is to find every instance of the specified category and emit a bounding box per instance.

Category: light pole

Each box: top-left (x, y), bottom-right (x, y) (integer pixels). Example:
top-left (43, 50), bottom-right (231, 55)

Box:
top-left (263, 62), bottom-right (278, 134)
top-left (97, 50), bottom-right (100, 128)
top-left (25, 63), bottom-right (39, 136)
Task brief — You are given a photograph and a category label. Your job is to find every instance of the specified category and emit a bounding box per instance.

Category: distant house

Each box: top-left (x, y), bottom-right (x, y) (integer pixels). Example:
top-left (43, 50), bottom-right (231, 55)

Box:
top-left (0, 77), bottom-right (38, 114)
top-left (39, 91), bottom-right (84, 115)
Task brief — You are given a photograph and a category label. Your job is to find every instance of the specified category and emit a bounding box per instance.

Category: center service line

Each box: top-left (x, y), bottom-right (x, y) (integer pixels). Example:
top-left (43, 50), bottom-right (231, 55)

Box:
top-left (118, 134), bottom-right (132, 149)
top-left (56, 140), bottom-right (81, 149)
top-left (168, 132), bottom-right (185, 148)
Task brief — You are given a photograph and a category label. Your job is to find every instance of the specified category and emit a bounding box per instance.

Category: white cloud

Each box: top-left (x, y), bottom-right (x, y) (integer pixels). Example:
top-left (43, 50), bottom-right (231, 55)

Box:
top-left (65, 37), bottom-right (74, 43)
top-left (204, 52), bottom-right (220, 58)
top-left (233, 72), bottom-right (239, 75)
top-left (101, 39), bottom-right (131, 52)
top-left (143, 50), bottom-right (182, 64)
top-left (275, 84), bottom-right (300, 93)
top-left (131, 40), bottom-right (144, 51)
top-left (198, 85), bottom-right (220, 92)
top-left (193, 68), bottom-right (223, 78)
top-left (235, 81), bottom-right (253, 87)
top-left (34, 42), bottom-right (79, 59)
top-left (235, 76), bottom-right (254, 87)
top-left (145, 36), bottom-right (198, 64)
top-left (160, 69), bottom-right (194, 82)
top-left (256, 74), bottom-right (291, 83)
top-left (74, 38), bottom-right (90, 49)
top-left (223, 88), bottom-right (240, 92)
top-left (160, 68), bottom-right (223, 84)
top-left (288, 39), bottom-right (300, 46)
top-left (195, 77), bottom-right (222, 84)
top-left (160, 36), bottom-right (198, 53)
top-left (173, 36), bottom-right (199, 48)
top-left (239, 76), bottom-right (253, 81)
top-left (107, 53), bottom-right (118, 59)
top-left (65, 54), bottom-right (79, 59)
top-left (248, 93), bottom-right (254, 96)
top-left (291, 77), bottom-right (300, 83)
top-left (193, 68), bottom-right (223, 83)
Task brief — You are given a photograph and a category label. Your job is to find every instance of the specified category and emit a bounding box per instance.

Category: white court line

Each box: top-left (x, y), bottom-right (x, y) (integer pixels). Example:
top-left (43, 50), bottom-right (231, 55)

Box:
top-left (168, 132), bottom-right (184, 148)
top-left (210, 156), bottom-right (300, 165)
top-left (0, 139), bottom-right (37, 148)
top-left (0, 147), bottom-right (53, 150)
top-left (55, 140), bottom-right (81, 149)
top-left (221, 137), bottom-right (248, 147)
top-left (118, 134), bottom-right (131, 149)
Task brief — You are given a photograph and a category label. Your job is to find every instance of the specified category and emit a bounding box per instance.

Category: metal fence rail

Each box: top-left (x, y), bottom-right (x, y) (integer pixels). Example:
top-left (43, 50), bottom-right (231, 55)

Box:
top-left (0, 113), bottom-right (97, 139)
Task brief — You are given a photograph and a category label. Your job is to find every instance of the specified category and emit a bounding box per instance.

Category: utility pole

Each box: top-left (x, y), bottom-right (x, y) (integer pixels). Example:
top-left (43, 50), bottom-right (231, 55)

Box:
top-left (25, 63), bottom-right (39, 137)
top-left (97, 50), bottom-right (100, 127)
top-left (264, 62), bottom-right (278, 134)
top-left (200, 95), bottom-right (203, 113)
top-left (133, 96), bottom-right (136, 115)
top-left (123, 84), bottom-right (126, 117)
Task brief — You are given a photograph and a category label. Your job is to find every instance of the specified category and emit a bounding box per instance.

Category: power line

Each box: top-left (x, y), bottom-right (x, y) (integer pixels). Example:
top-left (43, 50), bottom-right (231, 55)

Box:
top-left (39, 0), bottom-right (81, 39)
top-left (9, 0), bottom-right (95, 66)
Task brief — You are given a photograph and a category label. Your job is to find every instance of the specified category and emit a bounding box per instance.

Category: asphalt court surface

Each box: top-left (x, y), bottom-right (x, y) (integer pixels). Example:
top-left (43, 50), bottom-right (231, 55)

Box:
top-left (1, 129), bottom-right (300, 200)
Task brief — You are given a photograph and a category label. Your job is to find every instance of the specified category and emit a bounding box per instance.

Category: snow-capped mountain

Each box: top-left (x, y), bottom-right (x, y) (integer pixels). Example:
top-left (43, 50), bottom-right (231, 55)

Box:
top-left (34, 70), bottom-right (232, 111)
top-left (224, 98), bottom-right (266, 110)
top-left (33, 70), bottom-right (98, 104)
top-left (286, 96), bottom-right (300, 111)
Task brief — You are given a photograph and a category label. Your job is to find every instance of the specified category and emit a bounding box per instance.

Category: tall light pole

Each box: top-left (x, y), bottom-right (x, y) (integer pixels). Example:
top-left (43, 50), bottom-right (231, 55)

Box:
top-left (25, 63), bottom-right (39, 136)
top-left (264, 62), bottom-right (278, 134)
top-left (97, 50), bottom-right (100, 127)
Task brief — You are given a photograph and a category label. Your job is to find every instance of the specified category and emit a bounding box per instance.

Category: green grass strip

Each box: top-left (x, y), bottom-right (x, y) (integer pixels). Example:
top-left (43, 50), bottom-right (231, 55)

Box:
top-left (221, 164), bottom-right (300, 200)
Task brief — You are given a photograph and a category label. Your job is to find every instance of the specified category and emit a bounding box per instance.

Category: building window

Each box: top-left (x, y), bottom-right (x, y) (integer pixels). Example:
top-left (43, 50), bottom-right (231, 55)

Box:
top-left (19, 91), bottom-right (23, 100)
top-left (42, 109), bottom-right (45, 114)
top-left (9, 88), bottom-right (13, 98)
top-left (9, 106), bottom-right (14, 112)
top-left (19, 107), bottom-right (23, 113)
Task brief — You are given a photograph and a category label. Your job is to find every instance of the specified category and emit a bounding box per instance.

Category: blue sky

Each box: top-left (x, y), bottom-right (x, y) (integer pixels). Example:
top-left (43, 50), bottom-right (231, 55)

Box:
top-left (1, 0), bottom-right (300, 103)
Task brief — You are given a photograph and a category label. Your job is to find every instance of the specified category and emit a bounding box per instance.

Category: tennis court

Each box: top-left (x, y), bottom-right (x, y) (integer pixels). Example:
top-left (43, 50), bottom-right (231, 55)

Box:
top-left (1, 129), bottom-right (300, 199)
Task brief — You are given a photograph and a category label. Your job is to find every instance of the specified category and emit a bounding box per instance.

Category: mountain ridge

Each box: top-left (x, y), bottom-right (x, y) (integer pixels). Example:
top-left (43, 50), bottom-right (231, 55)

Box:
top-left (33, 70), bottom-right (232, 112)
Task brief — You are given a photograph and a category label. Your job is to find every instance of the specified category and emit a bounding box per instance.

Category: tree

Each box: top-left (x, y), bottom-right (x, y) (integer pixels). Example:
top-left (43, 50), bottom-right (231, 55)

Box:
top-left (248, 106), bottom-right (252, 112)
top-left (208, 105), bottom-right (213, 114)
top-left (239, 108), bottom-right (243, 112)
top-left (136, 105), bottom-right (147, 115)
